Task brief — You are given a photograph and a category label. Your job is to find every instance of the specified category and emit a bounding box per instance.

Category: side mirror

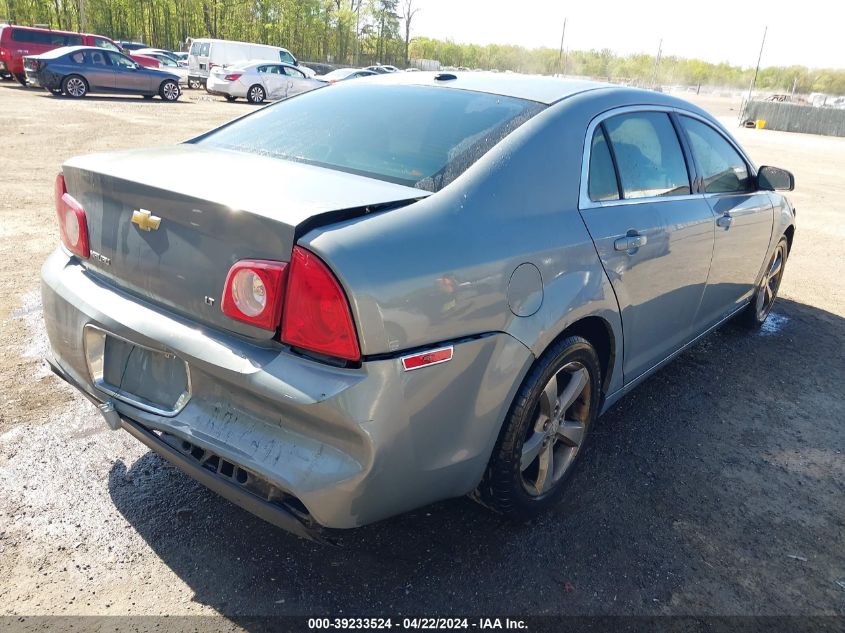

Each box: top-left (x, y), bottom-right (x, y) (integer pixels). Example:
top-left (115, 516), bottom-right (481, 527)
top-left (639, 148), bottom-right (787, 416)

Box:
top-left (758, 165), bottom-right (795, 191)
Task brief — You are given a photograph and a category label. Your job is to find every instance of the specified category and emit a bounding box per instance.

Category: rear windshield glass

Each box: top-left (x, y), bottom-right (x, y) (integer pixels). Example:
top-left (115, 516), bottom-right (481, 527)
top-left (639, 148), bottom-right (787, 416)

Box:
top-left (194, 84), bottom-right (545, 191)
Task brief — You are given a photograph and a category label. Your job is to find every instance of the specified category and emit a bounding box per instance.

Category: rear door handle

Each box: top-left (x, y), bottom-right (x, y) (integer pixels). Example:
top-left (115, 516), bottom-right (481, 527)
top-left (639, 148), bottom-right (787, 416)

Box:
top-left (716, 214), bottom-right (733, 228)
top-left (614, 234), bottom-right (647, 252)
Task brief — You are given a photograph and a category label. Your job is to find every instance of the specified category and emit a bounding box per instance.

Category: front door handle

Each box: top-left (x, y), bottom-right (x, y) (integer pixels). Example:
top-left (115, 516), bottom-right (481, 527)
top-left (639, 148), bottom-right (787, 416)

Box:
top-left (614, 234), bottom-right (648, 252)
top-left (716, 213), bottom-right (733, 228)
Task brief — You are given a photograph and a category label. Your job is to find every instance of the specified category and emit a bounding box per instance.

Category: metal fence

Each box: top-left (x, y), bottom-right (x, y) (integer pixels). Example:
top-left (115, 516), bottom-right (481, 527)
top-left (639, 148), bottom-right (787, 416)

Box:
top-left (743, 101), bottom-right (845, 137)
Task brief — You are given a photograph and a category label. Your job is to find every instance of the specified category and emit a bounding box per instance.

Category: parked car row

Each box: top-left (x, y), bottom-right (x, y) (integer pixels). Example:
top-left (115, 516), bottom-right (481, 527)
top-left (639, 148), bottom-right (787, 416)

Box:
top-left (0, 24), bottom-right (161, 84)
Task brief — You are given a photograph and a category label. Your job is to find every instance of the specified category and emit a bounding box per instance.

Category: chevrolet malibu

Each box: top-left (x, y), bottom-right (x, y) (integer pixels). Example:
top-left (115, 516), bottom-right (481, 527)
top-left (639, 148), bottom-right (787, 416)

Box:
top-left (42, 73), bottom-right (795, 541)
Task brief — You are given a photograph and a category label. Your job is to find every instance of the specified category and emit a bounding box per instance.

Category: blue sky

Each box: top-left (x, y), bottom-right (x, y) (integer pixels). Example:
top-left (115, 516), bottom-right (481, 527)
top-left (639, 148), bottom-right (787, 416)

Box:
top-left (409, 0), bottom-right (845, 69)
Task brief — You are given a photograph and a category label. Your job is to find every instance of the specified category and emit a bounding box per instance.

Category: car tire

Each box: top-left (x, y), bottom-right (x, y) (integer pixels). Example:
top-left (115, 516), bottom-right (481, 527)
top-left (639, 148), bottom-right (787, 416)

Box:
top-left (159, 79), bottom-right (180, 102)
top-left (49, 88), bottom-right (63, 96)
top-left (143, 94), bottom-right (154, 100)
top-left (474, 335), bottom-right (601, 519)
top-left (62, 75), bottom-right (88, 98)
top-left (188, 78), bottom-right (202, 90)
top-left (246, 84), bottom-right (265, 104)
top-left (225, 95), bottom-right (237, 102)
top-left (739, 236), bottom-right (788, 329)
top-left (14, 73), bottom-right (27, 86)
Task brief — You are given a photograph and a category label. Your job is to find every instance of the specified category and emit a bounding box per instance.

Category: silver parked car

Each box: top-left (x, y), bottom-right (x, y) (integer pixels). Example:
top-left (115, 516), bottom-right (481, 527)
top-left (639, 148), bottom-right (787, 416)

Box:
top-left (42, 73), bottom-right (795, 541)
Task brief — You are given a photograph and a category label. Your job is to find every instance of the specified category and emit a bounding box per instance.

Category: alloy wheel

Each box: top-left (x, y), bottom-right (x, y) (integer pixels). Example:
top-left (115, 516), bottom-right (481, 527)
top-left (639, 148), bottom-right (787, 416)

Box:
top-left (162, 81), bottom-right (180, 101)
top-left (66, 77), bottom-right (85, 97)
top-left (521, 361), bottom-right (591, 497)
top-left (755, 242), bottom-right (786, 320)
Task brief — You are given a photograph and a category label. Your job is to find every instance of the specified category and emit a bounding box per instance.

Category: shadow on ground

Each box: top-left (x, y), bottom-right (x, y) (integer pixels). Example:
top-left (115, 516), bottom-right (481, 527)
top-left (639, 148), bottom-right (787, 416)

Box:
top-left (108, 298), bottom-right (845, 619)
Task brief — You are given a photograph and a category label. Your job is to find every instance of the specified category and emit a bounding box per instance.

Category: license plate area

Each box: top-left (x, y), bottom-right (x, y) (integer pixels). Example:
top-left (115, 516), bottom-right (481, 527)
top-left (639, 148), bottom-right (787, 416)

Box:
top-left (84, 325), bottom-right (191, 416)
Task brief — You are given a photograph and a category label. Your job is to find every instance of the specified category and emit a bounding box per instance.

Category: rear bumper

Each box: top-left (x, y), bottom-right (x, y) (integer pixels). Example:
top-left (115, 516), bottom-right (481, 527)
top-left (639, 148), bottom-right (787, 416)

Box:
top-left (41, 249), bottom-right (533, 533)
top-left (205, 76), bottom-right (245, 98)
top-left (47, 355), bottom-right (327, 542)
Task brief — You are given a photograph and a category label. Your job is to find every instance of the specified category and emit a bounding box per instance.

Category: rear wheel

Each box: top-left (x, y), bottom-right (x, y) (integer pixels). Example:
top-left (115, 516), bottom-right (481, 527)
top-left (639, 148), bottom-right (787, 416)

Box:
top-left (159, 79), bottom-right (180, 102)
top-left (188, 78), bottom-right (202, 89)
top-left (14, 73), bottom-right (27, 86)
top-left (62, 75), bottom-right (88, 98)
top-left (225, 94), bottom-right (237, 102)
top-left (246, 84), bottom-right (265, 104)
top-left (49, 88), bottom-right (63, 96)
top-left (475, 335), bottom-right (601, 519)
top-left (739, 236), bottom-right (788, 328)
top-left (143, 94), bottom-right (154, 100)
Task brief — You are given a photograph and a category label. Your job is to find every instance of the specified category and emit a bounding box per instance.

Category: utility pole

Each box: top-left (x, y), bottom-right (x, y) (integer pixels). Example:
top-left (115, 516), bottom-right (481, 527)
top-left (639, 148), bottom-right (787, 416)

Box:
top-left (354, 0), bottom-right (361, 65)
top-left (741, 26), bottom-right (767, 123)
top-left (78, 0), bottom-right (86, 31)
top-left (556, 17), bottom-right (566, 77)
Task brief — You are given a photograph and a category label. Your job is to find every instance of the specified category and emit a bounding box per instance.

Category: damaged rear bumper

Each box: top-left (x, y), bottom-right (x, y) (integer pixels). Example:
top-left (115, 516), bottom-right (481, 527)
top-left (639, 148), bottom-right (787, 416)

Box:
top-left (47, 355), bottom-right (327, 541)
top-left (40, 249), bottom-right (533, 536)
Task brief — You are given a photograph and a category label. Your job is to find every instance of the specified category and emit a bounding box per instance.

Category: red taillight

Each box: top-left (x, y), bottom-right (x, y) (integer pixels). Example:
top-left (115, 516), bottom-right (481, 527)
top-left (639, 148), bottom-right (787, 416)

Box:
top-left (221, 260), bottom-right (288, 331)
top-left (223, 73), bottom-right (242, 81)
top-left (54, 173), bottom-right (89, 259)
top-left (281, 247), bottom-right (360, 362)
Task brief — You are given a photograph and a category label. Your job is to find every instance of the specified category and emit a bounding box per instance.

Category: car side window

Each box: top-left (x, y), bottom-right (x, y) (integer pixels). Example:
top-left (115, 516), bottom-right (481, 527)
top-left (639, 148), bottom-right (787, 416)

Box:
top-left (94, 38), bottom-right (119, 52)
top-left (107, 52), bottom-right (135, 69)
top-left (84, 50), bottom-right (111, 66)
top-left (283, 66), bottom-right (305, 78)
top-left (588, 125), bottom-right (620, 202)
top-left (603, 112), bottom-right (691, 199)
top-left (679, 116), bottom-right (753, 194)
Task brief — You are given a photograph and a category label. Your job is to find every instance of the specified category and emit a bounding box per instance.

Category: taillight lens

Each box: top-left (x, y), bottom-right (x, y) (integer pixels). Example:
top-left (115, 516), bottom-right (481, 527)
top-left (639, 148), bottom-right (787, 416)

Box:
top-left (223, 73), bottom-right (242, 81)
top-left (54, 173), bottom-right (89, 258)
top-left (281, 247), bottom-right (360, 362)
top-left (221, 260), bottom-right (288, 331)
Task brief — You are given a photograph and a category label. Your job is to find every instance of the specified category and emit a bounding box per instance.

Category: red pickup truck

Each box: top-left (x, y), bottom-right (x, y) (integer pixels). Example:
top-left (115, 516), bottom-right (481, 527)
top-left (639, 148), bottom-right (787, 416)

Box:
top-left (0, 25), bottom-right (159, 84)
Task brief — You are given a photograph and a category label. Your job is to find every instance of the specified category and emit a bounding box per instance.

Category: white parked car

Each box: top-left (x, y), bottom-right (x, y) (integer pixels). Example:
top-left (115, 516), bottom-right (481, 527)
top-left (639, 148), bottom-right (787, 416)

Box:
top-left (316, 68), bottom-right (379, 83)
top-left (188, 38), bottom-right (314, 88)
top-left (135, 49), bottom-right (188, 84)
top-left (206, 61), bottom-right (324, 103)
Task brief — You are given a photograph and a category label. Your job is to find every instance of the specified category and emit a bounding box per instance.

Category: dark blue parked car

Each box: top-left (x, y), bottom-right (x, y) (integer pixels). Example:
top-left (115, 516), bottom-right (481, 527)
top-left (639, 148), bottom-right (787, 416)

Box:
top-left (24, 46), bottom-right (181, 101)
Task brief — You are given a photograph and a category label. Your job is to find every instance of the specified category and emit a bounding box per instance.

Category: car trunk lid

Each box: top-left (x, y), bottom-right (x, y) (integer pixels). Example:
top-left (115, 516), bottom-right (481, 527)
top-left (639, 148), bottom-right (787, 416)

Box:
top-left (62, 144), bottom-right (428, 339)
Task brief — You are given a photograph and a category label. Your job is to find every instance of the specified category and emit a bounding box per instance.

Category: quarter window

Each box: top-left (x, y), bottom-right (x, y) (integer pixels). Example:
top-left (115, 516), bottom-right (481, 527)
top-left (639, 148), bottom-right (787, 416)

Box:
top-left (602, 112), bottom-right (691, 199)
top-left (588, 126), bottom-right (620, 202)
top-left (680, 117), bottom-right (752, 193)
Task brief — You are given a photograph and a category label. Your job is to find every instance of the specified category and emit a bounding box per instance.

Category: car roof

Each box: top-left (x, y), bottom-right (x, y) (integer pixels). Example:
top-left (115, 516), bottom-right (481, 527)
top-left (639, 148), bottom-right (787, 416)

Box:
top-left (352, 71), bottom-right (720, 111)
top-left (355, 71), bottom-right (616, 105)
top-left (32, 45), bottom-right (103, 58)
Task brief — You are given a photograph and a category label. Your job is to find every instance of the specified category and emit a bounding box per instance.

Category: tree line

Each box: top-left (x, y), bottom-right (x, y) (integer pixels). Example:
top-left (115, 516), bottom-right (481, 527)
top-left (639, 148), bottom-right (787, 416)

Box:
top-left (4, 0), bottom-right (844, 94)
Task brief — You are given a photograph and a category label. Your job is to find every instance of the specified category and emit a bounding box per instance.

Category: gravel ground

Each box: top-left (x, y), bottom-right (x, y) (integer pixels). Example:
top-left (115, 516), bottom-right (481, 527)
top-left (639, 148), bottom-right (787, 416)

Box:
top-left (0, 82), bottom-right (843, 622)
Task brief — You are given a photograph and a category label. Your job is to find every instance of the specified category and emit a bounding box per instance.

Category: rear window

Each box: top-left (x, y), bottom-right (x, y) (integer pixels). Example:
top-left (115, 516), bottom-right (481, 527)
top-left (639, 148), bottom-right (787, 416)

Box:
top-left (195, 84), bottom-right (545, 192)
top-left (12, 28), bottom-right (83, 46)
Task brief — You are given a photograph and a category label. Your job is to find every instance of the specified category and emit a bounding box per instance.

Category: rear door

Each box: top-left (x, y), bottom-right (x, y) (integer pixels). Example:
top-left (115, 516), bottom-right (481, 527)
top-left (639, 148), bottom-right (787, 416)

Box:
top-left (82, 49), bottom-right (115, 91)
top-left (678, 115), bottom-right (774, 327)
top-left (280, 64), bottom-right (318, 98)
top-left (257, 64), bottom-right (285, 97)
top-left (108, 51), bottom-right (150, 92)
top-left (578, 108), bottom-right (716, 383)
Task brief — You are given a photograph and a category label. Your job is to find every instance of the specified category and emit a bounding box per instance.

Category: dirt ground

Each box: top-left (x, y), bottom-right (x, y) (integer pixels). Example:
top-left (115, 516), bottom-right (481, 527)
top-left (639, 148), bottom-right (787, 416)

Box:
top-left (0, 82), bottom-right (843, 623)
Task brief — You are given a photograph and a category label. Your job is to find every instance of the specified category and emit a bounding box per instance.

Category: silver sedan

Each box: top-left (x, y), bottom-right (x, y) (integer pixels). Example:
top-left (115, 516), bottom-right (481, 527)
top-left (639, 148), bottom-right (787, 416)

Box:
top-left (41, 72), bottom-right (795, 541)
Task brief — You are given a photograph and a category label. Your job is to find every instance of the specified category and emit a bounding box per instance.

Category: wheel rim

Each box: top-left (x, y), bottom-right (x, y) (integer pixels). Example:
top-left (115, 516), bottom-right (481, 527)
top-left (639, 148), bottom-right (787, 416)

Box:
top-left (66, 77), bottom-right (85, 97)
top-left (755, 243), bottom-right (786, 320)
top-left (521, 361), bottom-right (591, 497)
top-left (250, 86), bottom-right (264, 101)
top-left (163, 82), bottom-right (179, 100)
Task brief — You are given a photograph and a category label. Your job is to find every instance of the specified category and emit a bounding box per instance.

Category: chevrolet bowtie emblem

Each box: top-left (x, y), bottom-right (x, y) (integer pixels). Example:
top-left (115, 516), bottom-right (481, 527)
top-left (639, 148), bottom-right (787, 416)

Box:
top-left (131, 209), bottom-right (161, 231)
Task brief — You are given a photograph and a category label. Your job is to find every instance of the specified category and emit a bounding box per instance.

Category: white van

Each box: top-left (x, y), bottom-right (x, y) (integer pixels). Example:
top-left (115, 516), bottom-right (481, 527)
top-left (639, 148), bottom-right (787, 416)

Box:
top-left (187, 38), bottom-right (314, 87)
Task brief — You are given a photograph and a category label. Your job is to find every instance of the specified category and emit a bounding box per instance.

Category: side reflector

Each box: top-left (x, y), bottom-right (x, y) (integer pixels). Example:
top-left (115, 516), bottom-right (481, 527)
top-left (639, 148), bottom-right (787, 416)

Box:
top-left (401, 346), bottom-right (454, 371)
